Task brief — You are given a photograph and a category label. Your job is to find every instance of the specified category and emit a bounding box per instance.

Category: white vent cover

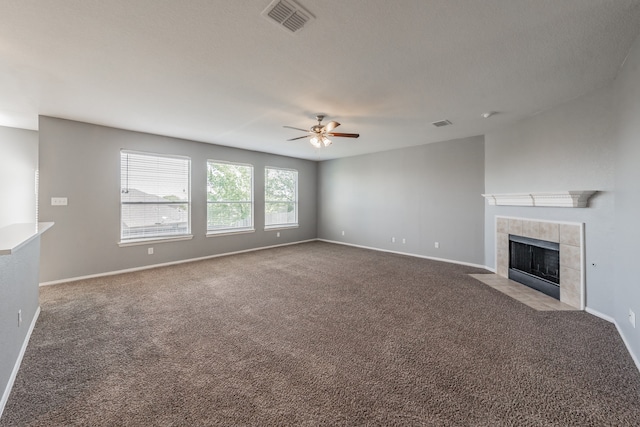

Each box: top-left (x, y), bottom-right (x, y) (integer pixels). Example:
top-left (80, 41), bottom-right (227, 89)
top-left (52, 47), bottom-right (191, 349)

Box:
top-left (432, 119), bottom-right (453, 127)
top-left (262, 0), bottom-right (314, 34)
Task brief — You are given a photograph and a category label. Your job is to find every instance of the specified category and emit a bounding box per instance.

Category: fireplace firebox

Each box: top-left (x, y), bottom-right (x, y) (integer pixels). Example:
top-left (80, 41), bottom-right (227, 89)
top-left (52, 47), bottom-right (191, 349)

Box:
top-left (509, 235), bottom-right (560, 299)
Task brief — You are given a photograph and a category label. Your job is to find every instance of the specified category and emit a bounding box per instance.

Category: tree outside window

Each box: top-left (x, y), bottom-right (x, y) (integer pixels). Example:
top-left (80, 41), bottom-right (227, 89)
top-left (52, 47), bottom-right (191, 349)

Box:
top-left (207, 161), bottom-right (253, 233)
top-left (265, 167), bottom-right (298, 228)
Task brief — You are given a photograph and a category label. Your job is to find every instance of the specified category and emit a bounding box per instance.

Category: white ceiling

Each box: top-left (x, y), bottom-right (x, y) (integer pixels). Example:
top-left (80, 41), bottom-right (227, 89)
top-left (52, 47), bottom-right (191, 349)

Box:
top-left (2, 1), bottom-right (640, 161)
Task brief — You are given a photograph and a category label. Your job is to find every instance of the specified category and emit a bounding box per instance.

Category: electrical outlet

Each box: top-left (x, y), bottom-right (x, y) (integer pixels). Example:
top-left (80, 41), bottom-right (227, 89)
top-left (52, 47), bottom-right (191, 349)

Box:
top-left (18, 310), bottom-right (22, 327)
top-left (435, 242), bottom-right (440, 248)
top-left (51, 197), bottom-right (68, 206)
top-left (402, 238), bottom-right (406, 244)
top-left (276, 232), bottom-right (280, 238)
top-left (630, 309), bottom-right (636, 328)
top-left (148, 247), bottom-right (154, 255)
top-left (392, 237), bottom-right (396, 243)
top-left (341, 230), bottom-right (345, 236)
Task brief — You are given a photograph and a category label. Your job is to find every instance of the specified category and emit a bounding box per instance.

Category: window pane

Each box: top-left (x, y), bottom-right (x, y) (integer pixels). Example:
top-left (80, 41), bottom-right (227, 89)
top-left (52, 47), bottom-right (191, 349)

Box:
top-left (265, 202), bottom-right (296, 225)
top-left (207, 202), bottom-right (253, 230)
top-left (122, 203), bottom-right (190, 240)
top-left (265, 168), bottom-right (298, 227)
top-left (265, 168), bottom-right (296, 202)
top-left (121, 153), bottom-right (189, 202)
top-left (207, 161), bottom-right (253, 232)
top-left (121, 151), bottom-right (191, 241)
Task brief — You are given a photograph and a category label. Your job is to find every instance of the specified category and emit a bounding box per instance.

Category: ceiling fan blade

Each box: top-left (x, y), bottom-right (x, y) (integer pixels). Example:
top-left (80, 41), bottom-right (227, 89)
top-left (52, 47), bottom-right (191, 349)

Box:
top-left (326, 132), bottom-right (360, 138)
top-left (283, 126), bottom-right (311, 132)
top-left (324, 121), bottom-right (340, 132)
top-left (286, 135), bottom-right (312, 141)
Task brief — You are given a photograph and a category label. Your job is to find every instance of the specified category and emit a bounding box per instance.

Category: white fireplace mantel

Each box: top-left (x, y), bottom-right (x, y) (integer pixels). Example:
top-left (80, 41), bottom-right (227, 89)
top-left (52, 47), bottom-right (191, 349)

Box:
top-left (482, 191), bottom-right (597, 208)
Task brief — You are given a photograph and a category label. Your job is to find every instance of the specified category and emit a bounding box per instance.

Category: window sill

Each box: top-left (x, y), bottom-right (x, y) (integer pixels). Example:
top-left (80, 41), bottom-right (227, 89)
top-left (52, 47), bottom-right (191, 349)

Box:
top-left (264, 225), bottom-right (299, 231)
top-left (206, 229), bottom-right (255, 237)
top-left (118, 235), bottom-right (193, 247)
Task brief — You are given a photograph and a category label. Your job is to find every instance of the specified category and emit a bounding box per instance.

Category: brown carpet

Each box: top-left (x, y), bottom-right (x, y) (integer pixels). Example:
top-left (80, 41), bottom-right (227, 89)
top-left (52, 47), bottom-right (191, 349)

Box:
top-left (2, 241), bottom-right (639, 426)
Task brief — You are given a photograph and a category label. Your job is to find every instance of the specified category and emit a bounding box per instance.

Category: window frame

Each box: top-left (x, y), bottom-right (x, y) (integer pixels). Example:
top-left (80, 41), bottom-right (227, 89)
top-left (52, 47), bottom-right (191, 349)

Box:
top-left (119, 150), bottom-right (192, 246)
top-left (206, 160), bottom-right (255, 236)
top-left (264, 166), bottom-right (299, 230)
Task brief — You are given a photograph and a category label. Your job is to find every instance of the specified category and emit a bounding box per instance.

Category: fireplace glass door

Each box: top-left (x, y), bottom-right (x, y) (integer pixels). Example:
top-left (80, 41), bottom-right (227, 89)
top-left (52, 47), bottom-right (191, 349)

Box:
top-left (509, 235), bottom-right (560, 299)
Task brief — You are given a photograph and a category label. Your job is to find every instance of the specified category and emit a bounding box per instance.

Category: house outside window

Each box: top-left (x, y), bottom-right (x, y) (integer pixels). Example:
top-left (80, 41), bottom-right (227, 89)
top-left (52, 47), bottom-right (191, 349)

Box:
top-left (207, 161), bottom-right (254, 234)
top-left (120, 150), bottom-right (191, 243)
top-left (265, 167), bottom-right (298, 229)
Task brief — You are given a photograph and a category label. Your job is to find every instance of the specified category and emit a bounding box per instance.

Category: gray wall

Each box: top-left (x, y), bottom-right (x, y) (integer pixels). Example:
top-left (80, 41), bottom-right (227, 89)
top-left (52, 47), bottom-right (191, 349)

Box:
top-left (0, 126), bottom-right (38, 228)
top-left (613, 31), bottom-right (640, 361)
top-left (484, 84), bottom-right (616, 315)
top-left (0, 125), bottom-right (39, 414)
top-left (318, 136), bottom-right (485, 266)
top-left (38, 117), bottom-right (317, 283)
top-left (0, 238), bottom-right (40, 413)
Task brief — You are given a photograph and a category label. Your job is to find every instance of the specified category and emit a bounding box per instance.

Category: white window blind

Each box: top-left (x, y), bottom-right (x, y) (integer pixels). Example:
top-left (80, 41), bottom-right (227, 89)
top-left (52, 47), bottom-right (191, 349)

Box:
top-left (207, 161), bottom-right (254, 233)
top-left (120, 150), bottom-right (191, 241)
top-left (265, 167), bottom-right (298, 228)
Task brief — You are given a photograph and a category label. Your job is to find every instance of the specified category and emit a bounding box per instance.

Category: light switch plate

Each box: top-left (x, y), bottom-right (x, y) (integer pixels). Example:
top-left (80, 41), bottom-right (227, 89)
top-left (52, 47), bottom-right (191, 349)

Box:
top-left (51, 197), bottom-right (68, 206)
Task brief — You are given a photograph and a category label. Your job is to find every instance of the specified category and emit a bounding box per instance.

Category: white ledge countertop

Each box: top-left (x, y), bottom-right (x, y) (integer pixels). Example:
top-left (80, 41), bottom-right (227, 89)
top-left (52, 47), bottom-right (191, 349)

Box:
top-left (482, 191), bottom-right (597, 208)
top-left (0, 222), bottom-right (54, 255)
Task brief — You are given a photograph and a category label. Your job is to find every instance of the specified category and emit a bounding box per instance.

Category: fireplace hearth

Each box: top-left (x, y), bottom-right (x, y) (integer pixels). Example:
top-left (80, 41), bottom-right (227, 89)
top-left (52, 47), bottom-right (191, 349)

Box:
top-left (509, 235), bottom-right (560, 299)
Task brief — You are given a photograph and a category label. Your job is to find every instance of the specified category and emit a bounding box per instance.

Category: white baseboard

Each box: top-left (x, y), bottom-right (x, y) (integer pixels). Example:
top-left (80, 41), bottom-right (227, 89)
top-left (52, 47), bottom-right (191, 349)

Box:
top-left (40, 239), bottom-right (317, 286)
top-left (586, 306), bottom-right (640, 373)
top-left (585, 306), bottom-right (615, 323)
top-left (317, 239), bottom-right (489, 270)
top-left (0, 306), bottom-right (40, 419)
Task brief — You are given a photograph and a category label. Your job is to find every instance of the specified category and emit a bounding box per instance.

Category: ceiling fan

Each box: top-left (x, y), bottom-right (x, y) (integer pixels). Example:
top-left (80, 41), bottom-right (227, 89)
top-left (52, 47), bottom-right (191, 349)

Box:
top-left (284, 115), bottom-right (359, 148)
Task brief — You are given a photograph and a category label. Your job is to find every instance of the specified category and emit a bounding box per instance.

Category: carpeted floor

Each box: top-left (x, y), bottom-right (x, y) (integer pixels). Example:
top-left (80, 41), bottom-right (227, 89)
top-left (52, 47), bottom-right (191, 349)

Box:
top-left (2, 241), bottom-right (639, 426)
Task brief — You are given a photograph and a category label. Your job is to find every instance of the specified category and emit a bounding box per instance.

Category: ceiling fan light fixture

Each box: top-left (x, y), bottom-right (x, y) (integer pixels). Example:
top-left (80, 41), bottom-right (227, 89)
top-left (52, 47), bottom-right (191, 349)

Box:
top-left (285, 115), bottom-right (359, 148)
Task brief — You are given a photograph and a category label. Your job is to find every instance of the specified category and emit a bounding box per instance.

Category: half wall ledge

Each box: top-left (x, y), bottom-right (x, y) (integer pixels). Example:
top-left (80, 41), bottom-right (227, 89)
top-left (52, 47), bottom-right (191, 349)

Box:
top-left (482, 191), bottom-right (597, 208)
top-left (0, 222), bottom-right (54, 255)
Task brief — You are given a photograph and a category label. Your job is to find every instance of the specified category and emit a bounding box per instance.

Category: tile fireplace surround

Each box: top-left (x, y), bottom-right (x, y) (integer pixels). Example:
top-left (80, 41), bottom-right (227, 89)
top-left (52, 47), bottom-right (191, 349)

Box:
top-left (495, 216), bottom-right (584, 310)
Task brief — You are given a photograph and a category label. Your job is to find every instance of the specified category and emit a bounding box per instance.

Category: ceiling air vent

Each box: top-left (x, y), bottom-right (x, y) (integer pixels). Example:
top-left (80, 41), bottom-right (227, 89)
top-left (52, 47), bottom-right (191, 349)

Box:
top-left (431, 119), bottom-right (453, 127)
top-left (262, 0), bottom-right (314, 34)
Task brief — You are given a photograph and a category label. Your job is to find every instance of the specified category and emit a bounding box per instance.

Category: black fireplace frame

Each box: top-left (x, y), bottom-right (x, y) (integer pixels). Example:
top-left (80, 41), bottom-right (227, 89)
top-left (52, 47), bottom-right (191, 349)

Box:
top-left (508, 235), bottom-right (560, 300)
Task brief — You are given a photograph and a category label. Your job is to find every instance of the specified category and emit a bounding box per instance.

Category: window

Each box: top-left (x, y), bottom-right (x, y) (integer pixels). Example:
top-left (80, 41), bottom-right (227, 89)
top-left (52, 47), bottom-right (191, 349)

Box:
top-left (265, 167), bottom-right (298, 228)
top-left (120, 151), bottom-right (191, 243)
top-left (207, 161), bottom-right (254, 234)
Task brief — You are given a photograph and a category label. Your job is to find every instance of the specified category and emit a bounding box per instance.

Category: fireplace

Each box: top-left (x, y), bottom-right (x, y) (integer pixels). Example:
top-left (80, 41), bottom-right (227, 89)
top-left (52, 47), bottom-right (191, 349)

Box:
top-left (509, 235), bottom-right (560, 299)
top-left (494, 217), bottom-right (584, 310)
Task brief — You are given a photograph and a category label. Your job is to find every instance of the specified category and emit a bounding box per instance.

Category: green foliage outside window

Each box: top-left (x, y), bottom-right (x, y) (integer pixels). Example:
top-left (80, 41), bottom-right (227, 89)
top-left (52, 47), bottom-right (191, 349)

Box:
top-left (265, 168), bottom-right (297, 226)
top-left (207, 162), bottom-right (253, 231)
